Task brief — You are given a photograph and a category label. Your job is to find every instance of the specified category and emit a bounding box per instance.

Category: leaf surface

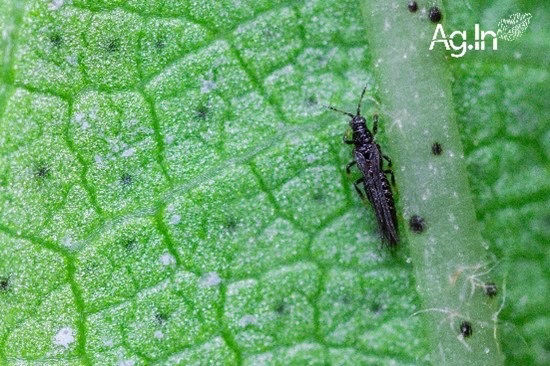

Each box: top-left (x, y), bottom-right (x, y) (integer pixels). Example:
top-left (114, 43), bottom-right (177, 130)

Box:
top-left (0, 0), bottom-right (548, 365)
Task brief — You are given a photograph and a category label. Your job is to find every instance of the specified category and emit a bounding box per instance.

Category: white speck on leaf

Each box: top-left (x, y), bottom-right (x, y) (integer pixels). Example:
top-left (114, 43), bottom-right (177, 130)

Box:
top-left (200, 78), bottom-right (216, 93)
top-left (118, 360), bottom-right (135, 366)
top-left (165, 135), bottom-right (175, 144)
top-left (154, 330), bottom-right (164, 339)
top-left (66, 55), bottom-right (78, 66)
top-left (239, 314), bottom-right (257, 327)
top-left (74, 112), bottom-right (89, 130)
top-left (108, 138), bottom-right (121, 153)
top-left (305, 154), bottom-right (318, 164)
top-left (53, 327), bottom-right (74, 349)
top-left (160, 253), bottom-right (176, 266)
top-left (169, 214), bottom-right (181, 225)
top-left (61, 236), bottom-right (76, 249)
top-left (391, 118), bottom-right (403, 131)
top-left (48, 0), bottom-right (64, 11)
top-left (200, 272), bottom-right (221, 287)
top-left (94, 155), bottom-right (103, 166)
top-left (121, 148), bottom-right (135, 158)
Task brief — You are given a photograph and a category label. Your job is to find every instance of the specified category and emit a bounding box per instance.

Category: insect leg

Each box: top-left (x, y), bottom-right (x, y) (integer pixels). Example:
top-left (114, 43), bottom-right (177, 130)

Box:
top-left (345, 161), bottom-right (356, 174)
top-left (343, 135), bottom-right (354, 144)
top-left (382, 154), bottom-right (392, 167)
top-left (372, 114), bottom-right (378, 135)
top-left (384, 169), bottom-right (396, 185)
top-left (343, 128), bottom-right (354, 144)
top-left (353, 177), bottom-right (365, 199)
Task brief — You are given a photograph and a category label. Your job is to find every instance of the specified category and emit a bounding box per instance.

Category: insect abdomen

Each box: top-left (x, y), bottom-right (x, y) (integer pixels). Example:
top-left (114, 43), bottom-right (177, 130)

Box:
top-left (373, 172), bottom-right (399, 245)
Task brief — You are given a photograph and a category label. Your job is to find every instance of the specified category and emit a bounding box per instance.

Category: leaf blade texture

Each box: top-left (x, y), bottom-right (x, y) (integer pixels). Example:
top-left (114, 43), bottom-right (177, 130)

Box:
top-left (0, 0), bottom-right (548, 365)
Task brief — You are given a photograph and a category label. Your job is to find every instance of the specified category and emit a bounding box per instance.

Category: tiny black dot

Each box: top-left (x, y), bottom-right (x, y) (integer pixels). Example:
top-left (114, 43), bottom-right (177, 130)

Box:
top-left (0, 277), bottom-right (9, 292)
top-left (49, 33), bottom-right (62, 47)
top-left (369, 302), bottom-right (382, 313)
top-left (429, 7), bottom-right (442, 23)
top-left (120, 173), bottom-right (132, 186)
top-left (123, 239), bottom-right (136, 250)
top-left (224, 218), bottom-right (237, 232)
top-left (407, 1), bottom-right (418, 12)
top-left (409, 215), bottom-right (426, 233)
top-left (306, 95), bottom-right (317, 106)
top-left (340, 294), bottom-right (351, 304)
top-left (274, 302), bottom-right (287, 315)
top-left (34, 164), bottom-right (51, 179)
top-left (84, 262), bottom-right (99, 273)
top-left (155, 312), bottom-right (168, 324)
top-left (155, 37), bottom-right (166, 50)
top-left (431, 142), bottom-right (443, 155)
top-left (197, 105), bottom-right (208, 119)
top-left (264, 28), bottom-right (276, 39)
top-left (106, 38), bottom-right (120, 53)
top-left (312, 192), bottom-right (324, 201)
top-left (460, 321), bottom-right (472, 337)
top-left (484, 282), bottom-right (498, 297)
top-left (196, 105), bottom-right (208, 119)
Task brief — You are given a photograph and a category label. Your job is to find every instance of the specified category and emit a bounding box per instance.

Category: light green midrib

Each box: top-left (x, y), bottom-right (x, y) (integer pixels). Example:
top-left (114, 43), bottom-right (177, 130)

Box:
top-left (362, 1), bottom-right (504, 365)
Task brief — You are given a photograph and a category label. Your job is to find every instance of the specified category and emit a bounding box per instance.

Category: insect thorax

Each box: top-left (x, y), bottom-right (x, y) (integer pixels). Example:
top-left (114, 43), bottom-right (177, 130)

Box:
top-left (352, 123), bottom-right (373, 144)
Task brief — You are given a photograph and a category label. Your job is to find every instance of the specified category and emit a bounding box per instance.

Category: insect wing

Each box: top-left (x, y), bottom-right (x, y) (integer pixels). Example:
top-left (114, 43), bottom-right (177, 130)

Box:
top-left (356, 152), bottom-right (398, 245)
top-left (374, 176), bottom-right (399, 245)
top-left (354, 151), bottom-right (376, 204)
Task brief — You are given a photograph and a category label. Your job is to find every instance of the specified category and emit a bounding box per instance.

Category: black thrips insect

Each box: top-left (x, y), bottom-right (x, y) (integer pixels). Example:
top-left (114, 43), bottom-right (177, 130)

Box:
top-left (460, 321), bottom-right (473, 337)
top-left (484, 282), bottom-right (498, 297)
top-left (328, 87), bottom-right (399, 246)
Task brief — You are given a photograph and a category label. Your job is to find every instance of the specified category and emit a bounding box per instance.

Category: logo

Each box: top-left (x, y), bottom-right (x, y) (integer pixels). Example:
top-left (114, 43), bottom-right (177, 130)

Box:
top-left (429, 13), bottom-right (532, 58)
top-left (496, 13), bottom-right (533, 41)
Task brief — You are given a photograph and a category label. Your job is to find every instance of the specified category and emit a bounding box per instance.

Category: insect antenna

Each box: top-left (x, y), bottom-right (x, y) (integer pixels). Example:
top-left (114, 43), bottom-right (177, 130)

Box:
top-left (325, 105), bottom-right (354, 118)
top-left (357, 85), bottom-right (368, 115)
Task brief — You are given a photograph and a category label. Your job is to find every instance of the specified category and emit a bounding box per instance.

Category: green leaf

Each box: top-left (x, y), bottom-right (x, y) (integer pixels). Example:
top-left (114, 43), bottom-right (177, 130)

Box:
top-left (0, 0), bottom-right (548, 365)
